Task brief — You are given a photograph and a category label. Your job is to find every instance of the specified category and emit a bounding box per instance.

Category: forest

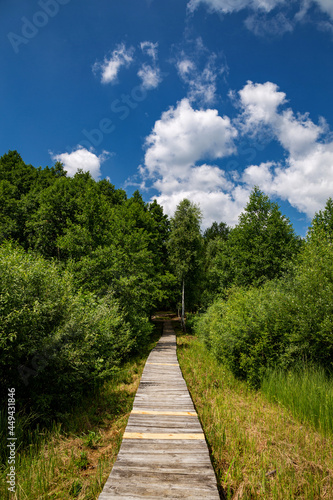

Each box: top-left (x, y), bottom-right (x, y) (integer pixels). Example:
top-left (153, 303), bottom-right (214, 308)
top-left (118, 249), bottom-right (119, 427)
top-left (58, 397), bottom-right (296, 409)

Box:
top-left (1, 150), bottom-right (333, 497)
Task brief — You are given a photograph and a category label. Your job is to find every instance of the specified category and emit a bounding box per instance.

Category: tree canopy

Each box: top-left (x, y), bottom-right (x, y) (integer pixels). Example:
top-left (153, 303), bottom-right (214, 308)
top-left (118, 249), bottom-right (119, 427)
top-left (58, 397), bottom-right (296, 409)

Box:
top-left (214, 187), bottom-right (301, 288)
top-left (1, 149), bottom-right (333, 417)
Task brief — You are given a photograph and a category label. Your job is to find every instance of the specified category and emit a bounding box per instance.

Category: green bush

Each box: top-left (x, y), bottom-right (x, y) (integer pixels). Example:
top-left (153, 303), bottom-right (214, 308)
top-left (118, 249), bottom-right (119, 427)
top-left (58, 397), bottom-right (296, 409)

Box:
top-left (0, 242), bottom-right (72, 396)
top-left (0, 242), bottom-right (142, 418)
top-left (195, 283), bottom-right (295, 386)
top-left (288, 231), bottom-right (333, 370)
top-left (195, 229), bottom-right (333, 386)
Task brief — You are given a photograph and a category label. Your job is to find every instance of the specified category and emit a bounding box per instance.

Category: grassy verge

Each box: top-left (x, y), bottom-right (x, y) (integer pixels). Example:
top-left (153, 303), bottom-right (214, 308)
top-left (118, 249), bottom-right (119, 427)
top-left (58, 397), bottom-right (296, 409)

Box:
top-left (0, 324), bottom-right (161, 500)
top-left (176, 329), bottom-right (333, 499)
top-left (262, 367), bottom-right (333, 438)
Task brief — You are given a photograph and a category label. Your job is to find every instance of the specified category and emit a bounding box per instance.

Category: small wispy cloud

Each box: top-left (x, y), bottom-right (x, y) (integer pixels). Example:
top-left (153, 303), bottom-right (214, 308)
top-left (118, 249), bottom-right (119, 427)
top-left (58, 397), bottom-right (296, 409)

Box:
top-left (314, 0), bottom-right (333, 20)
top-left (138, 64), bottom-right (162, 89)
top-left (140, 41), bottom-right (159, 61)
top-left (138, 41), bottom-right (162, 89)
top-left (93, 43), bottom-right (135, 84)
top-left (175, 39), bottom-right (226, 105)
top-left (188, 0), bottom-right (333, 38)
top-left (245, 12), bottom-right (294, 36)
top-left (187, 0), bottom-right (285, 15)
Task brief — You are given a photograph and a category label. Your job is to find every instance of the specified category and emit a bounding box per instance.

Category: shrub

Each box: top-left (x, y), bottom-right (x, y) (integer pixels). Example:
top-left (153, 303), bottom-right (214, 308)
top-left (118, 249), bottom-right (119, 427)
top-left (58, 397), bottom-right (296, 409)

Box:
top-left (0, 242), bottom-right (141, 418)
top-left (195, 229), bottom-right (333, 386)
top-left (288, 230), bottom-right (333, 371)
top-left (195, 281), bottom-right (297, 387)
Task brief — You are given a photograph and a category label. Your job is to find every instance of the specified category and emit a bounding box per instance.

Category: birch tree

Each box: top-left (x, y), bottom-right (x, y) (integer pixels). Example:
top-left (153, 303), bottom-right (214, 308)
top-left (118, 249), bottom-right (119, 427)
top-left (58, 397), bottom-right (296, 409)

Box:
top-left (167, 199), bottom-right (202, 331)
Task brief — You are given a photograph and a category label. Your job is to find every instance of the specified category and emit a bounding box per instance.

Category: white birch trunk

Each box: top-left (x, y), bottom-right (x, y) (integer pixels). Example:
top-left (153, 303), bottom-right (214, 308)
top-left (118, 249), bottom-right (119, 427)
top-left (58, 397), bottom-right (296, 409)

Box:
top-left (181, 278), bottom-right (186, 332)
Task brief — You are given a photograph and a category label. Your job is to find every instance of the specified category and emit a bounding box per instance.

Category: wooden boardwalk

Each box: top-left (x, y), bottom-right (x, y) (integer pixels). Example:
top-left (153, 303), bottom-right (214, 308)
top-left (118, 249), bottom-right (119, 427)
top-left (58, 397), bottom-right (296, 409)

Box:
top-left (99, 321), bottom-right (220, 499)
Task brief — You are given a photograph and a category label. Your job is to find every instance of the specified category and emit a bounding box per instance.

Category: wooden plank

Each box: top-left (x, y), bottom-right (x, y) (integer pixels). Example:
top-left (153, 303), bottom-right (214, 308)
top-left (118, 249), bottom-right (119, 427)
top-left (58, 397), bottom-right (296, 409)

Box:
top-left (131, 410), bottom-right (197, 416)
top-left (146, 362), bottom-right (178, 366)
top-left (98, 320), bottom-right (220, 499)
top-left (123, 432), bottom-right (205, 440)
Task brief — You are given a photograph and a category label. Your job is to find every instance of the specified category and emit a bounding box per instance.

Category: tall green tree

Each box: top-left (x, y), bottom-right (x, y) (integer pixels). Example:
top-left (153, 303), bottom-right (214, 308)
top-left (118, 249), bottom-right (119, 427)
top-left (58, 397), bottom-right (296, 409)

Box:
top-left (203, 221), bottom-right (230, 243)
top-left (167, 199), bottom-right (202, 330)
top-left (200, 221), bottom-right (231, 306)
top-left (216, 187), bottom-right (301, 289)
top-left (309, 197), bottom-right (333, 241)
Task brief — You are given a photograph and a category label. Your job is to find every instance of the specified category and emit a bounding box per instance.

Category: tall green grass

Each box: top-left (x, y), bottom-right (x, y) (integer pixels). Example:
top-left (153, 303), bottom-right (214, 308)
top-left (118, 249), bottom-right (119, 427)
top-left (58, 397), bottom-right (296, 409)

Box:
top-left (262, 366), bottom-right (333, 437)
top-left (0, 408), bottom-right (59, 466)
top-left (177, 330), bottom-right (333, 499)
top-left (0, 321), bottom-right (161, 499)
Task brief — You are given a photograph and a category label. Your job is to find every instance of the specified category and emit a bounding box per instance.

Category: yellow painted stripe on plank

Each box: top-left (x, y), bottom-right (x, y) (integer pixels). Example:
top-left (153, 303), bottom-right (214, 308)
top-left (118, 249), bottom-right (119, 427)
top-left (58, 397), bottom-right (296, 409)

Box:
top-left (131, 410), bottom-right (197, 417)
top-left (123, 432), bottom-right (205, 440)
top-left (146, 363), bottom-right (178, 366)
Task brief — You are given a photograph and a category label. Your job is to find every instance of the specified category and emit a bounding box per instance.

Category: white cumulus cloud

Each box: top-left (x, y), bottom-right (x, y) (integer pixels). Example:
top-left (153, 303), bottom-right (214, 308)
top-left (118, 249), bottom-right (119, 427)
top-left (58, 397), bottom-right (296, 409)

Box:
top-left (141, 98), bottom-right (242, 228)
top-left (238, 80), bottom-right (287, 128)
top-left (139, 81), bottom-right (333, 228)
top-left (153, 187), bottom-right (251, 229)
top-left (144, 98), bottom-right (238, 178)
top-left (52, 147), bottom-right (110, 180)
top-left (238, 81), bottom-right (333, 218)
top-left (93, 43), bottom-right (134, 84)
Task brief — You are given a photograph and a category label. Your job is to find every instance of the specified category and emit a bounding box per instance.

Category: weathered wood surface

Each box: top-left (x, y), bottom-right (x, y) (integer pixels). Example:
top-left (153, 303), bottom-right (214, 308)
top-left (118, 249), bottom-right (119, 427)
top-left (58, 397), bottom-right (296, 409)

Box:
top-left (98, 321), bottom-right (220, 499)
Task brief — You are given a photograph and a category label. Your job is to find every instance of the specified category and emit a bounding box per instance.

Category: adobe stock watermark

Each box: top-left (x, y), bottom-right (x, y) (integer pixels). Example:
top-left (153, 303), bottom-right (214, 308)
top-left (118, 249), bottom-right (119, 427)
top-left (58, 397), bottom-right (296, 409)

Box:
top-left (65, 73), bottom-right (169, 153)
top-left (225, 130), bottom-right (272, 173)
top-left (7, 0), bottom-right (72, 54)
top-left (7, 388), bottom-right (16, 494)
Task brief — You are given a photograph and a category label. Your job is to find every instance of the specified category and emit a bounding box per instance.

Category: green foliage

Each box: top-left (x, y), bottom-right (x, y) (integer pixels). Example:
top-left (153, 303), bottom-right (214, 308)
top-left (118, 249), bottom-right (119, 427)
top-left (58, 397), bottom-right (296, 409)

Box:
top-left (82, 430), bottom-right (102, 449)
top-left (183, 312), bottom-right (199, 333)
top-left (67, 195), bottom-right (172, 346)
top-left (70, 479), bottom-right (83, 497)
top-left (0, 242), bottom-right (140, 418)
top-left (195, 282), bottom-right (294, 386)
top-left (0, 180), bottom-right (20, 241)
top-left (309, 197), bottom-right (333, 240)
top-left (74, 451), bottom-right (89, 470)
top-left (287, 229), bottom-right (333, 368)
top-left (213, 187), bottom-right (301, 290)
top-left (203, 221), bottom-right (230, 243)
top-left (195, 201), bottom-right (333, 386)
top-left (0, 151), bottom-right (68, 247)
top-left (0, 150), bottom-right (37, 197)
top-left (168, 199), bottom-right (202, 282)
top-left (167, 199), bottom-right (203, 316)
top-left (262, 366), bottom-right (333, 437)
top-left (0, 149), bottom-right (172, 359)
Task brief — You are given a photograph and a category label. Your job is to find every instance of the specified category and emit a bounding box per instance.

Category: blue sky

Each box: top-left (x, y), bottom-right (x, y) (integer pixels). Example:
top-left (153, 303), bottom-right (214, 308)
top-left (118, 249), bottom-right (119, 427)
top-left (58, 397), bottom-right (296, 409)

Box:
top-left (1, 0), bottom-right (333, 234)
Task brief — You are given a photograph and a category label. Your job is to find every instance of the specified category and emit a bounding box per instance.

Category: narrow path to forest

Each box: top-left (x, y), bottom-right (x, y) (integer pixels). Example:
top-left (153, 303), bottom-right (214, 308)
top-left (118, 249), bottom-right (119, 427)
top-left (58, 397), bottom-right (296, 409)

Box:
top-left (98, 320), bottom-right (220, 499)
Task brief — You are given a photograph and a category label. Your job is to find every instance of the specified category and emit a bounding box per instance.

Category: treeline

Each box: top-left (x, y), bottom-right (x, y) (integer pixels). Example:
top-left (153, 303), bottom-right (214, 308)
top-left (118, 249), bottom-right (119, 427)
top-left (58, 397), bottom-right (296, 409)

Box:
top-left (1, 148), bottom-right (333, 417)
top-left (0, 150), bottom-right (176, 419)
top-left (195, 189), bottom-right (333, 387)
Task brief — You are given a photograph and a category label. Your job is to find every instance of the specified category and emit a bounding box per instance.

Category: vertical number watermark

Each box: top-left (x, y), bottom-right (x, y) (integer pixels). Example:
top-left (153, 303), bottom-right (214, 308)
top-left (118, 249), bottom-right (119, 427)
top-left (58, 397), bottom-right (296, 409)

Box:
top-left (7, 388), bottom-right (16, 494)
